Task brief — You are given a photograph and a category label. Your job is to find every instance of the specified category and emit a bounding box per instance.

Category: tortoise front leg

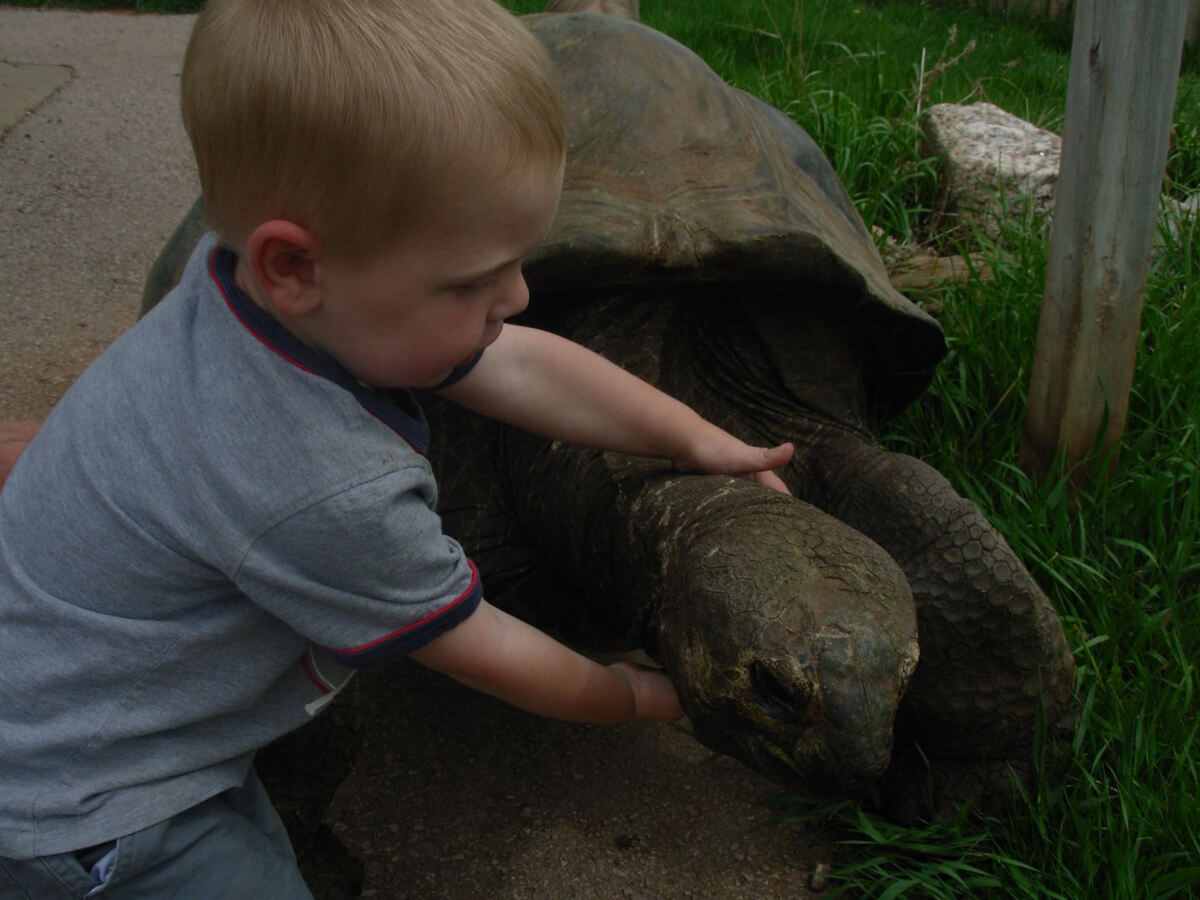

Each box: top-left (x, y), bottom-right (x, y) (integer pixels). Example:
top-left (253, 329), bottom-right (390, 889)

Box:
top-left (688, 297), bottom-right (1077, 816)
top-left (797, 430), bottom-right (1078, 817)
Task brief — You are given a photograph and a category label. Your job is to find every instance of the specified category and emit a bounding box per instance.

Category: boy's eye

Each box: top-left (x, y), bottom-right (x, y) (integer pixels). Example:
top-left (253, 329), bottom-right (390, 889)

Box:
top-left (460, 276), bottom-right (496, 292)
top-left (453, 273), bottom-right (501, 294)
top-left (453, 259), bottom-right (524, 295)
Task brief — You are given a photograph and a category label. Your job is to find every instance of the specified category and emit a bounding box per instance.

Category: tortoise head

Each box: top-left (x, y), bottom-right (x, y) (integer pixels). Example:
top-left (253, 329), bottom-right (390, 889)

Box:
top-left (640, 476), bottom-right (919, 798)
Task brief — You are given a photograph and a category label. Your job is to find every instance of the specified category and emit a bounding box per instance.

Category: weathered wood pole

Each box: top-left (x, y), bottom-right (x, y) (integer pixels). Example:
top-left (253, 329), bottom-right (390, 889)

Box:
top-left (1020, 0), bottom-right (1187, 484)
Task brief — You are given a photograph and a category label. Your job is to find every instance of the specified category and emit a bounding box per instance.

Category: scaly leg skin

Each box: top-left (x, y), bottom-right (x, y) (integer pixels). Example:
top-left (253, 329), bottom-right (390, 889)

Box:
top-left (799, 430), bottom-right (1078, 820)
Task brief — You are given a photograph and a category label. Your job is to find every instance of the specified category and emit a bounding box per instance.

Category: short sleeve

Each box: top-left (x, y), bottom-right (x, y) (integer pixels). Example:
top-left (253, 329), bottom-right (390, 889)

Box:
top-left (233, 465), bottom-right (482, 667)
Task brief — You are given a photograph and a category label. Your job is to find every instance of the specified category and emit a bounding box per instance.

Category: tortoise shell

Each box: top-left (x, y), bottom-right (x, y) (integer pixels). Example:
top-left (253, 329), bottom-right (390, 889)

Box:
top-left (522, 13), bottom-right (945, 417)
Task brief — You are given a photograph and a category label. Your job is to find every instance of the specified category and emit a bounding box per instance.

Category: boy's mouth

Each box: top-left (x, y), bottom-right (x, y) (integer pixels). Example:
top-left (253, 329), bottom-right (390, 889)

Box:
top-left (460, 324), bottom-right (500, 365)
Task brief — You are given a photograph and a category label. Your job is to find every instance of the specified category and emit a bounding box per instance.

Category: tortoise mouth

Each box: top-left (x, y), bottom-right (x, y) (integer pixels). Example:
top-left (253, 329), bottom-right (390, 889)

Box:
top-left (679, 629), bottom-right (906, 796)
top-left (685, 662), bottom-right (895, 798)
top-left (688, 707), bottom-right (888, 799)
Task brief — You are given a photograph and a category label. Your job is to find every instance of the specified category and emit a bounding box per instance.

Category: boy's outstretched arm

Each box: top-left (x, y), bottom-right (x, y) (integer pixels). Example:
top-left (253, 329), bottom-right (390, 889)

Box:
top-left (408, 599), bottom-right (683, 724)
top-left (439, 324), bottom-right (794, 491)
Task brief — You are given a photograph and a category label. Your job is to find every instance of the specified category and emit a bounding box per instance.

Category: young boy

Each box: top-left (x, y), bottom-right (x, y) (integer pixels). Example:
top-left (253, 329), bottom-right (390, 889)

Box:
top-left (0, 0), bottom-right (793, 896)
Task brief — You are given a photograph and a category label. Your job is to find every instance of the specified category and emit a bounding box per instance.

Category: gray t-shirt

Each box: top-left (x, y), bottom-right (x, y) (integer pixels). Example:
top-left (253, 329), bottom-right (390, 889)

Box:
top-left (0, 235), bottom-right (482, 858)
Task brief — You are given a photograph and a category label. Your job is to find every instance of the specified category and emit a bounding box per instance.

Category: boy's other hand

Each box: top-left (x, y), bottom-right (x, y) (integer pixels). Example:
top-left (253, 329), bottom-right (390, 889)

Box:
top-left (673, 437), bottom-right (794, 495)
top-left (609, 661), bottom-right (685, 721)
top-left (0, 420), bottom-right (41, 492)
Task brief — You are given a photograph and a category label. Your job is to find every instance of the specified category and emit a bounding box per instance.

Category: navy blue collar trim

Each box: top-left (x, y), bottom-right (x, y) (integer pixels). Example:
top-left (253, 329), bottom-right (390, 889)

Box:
top-left (207, 244), bottom-right (431, 455)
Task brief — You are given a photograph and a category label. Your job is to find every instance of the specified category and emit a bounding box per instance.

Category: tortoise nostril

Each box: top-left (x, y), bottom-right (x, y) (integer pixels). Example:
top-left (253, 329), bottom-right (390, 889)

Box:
top-left (750, 661), bottom-right (809, 725)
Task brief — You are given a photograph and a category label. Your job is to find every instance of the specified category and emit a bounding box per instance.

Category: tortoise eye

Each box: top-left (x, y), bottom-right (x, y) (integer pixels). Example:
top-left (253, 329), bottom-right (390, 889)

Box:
top-left (750, 661), bottom-right (810, 725)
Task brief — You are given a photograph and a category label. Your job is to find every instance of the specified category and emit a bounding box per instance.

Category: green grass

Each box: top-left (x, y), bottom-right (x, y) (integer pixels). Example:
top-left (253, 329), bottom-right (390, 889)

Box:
top-left (14, 0), bottom-right (1199, 894)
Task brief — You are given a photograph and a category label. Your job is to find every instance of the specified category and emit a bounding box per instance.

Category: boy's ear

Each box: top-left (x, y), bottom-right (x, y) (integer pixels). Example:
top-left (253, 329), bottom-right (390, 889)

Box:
top-left (244, 221), bottom-right (324, 317)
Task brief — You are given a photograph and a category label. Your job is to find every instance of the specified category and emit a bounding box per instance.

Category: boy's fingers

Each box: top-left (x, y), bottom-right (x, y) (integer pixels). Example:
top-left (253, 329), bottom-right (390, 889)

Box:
top-left (761, 441), bottom-right (794, 468)
top-left (734, 442), bottom-right (792, 494)
top-left (611, 661), bottom-right (685, 720)
top-left (673, 439), bottom-right (793, 483)
top-left (640, 670), bottom-right (685, 720)
top-left (751, 468), bottom-right (791, 495)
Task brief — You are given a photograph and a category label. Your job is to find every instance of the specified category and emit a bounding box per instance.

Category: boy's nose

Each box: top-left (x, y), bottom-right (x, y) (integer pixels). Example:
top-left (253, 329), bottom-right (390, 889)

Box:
top-left (490, 272), bottom-right (530, 321)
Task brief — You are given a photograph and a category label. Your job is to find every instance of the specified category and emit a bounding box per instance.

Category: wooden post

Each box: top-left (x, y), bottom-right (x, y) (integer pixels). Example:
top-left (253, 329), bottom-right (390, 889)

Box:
top-left (1020, 0), bottom-right (1187, 484)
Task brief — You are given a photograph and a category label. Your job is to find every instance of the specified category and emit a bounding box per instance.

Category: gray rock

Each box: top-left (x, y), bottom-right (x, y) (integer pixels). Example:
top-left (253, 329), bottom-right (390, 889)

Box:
top-left (923, 100), bottom-right (1199, 251)
top-left (923, 101), bottom-right (1061, 239)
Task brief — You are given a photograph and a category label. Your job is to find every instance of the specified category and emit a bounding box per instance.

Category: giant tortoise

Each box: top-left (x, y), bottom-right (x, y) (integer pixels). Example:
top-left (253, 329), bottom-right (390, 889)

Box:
top-left (141, 2), bottom-right (1077, 848)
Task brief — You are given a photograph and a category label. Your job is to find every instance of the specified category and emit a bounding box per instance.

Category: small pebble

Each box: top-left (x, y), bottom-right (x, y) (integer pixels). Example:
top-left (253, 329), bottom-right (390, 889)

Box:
top-left (809, 862), bottom-right (833, 893)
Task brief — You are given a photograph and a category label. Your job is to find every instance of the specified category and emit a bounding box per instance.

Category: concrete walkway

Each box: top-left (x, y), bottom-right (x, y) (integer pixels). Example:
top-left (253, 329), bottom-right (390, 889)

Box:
top-left (0, 8), bottom-right (198, 420)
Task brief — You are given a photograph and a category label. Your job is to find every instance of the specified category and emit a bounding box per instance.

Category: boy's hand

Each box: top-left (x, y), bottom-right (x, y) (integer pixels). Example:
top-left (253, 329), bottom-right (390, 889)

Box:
top-left (609, 661), bottom-right (685, 721)
top-left (0, 420), bottom-right (41, 492)
top-left (673, 436), bottom-right (795, 495)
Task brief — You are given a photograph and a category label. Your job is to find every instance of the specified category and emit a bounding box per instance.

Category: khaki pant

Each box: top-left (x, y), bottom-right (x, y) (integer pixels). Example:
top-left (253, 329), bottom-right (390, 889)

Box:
top-left (0, 768), bottom-right (312, 900)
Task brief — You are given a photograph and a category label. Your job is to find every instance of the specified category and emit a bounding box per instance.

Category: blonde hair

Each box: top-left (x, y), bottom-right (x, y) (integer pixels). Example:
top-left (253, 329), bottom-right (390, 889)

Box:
top-left (181, 0), bottom-right (564, 259)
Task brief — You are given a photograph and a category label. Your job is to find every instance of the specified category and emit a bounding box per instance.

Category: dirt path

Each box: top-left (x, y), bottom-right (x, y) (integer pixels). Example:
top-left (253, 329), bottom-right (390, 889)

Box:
top-left (0, 9), bottom-right (823, 897)
top-left (331, 665), bottom-right (823, 898)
